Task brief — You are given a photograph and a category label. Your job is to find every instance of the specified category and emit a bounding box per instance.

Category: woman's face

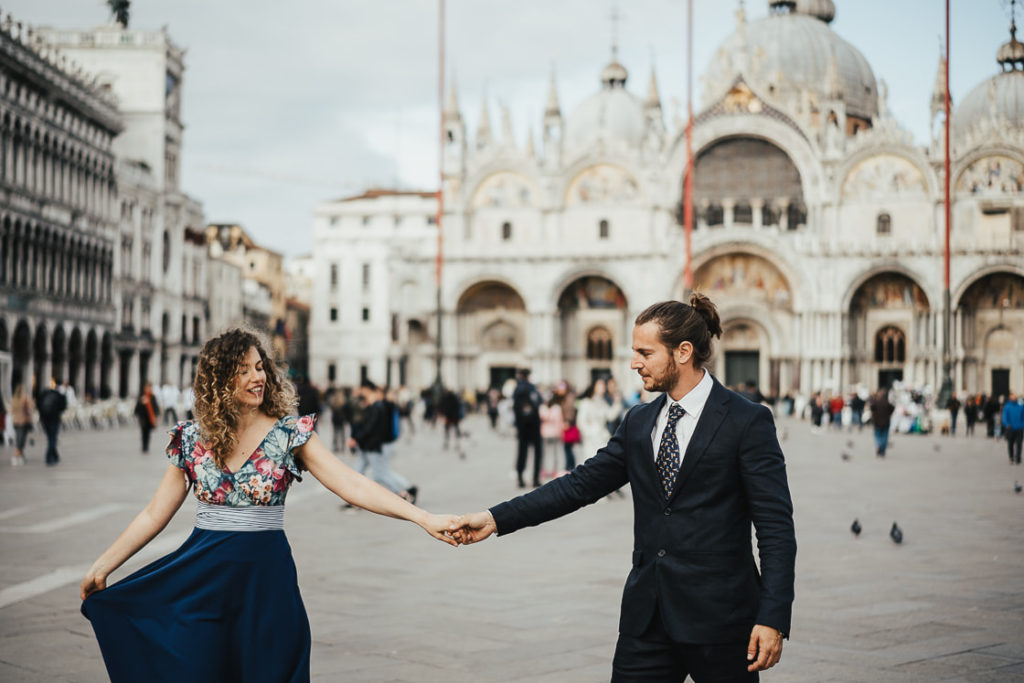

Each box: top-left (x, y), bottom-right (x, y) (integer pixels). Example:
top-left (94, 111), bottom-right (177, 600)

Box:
top-left (233, 346), bottom-right (266, 409)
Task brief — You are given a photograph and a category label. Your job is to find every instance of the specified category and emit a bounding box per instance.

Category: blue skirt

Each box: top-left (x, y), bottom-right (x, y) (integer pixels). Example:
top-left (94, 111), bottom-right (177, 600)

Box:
top-left (82, 528), bottom-right (311, 683)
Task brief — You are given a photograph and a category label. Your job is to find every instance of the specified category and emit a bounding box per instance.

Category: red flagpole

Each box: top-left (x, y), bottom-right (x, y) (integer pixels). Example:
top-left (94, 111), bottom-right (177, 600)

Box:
top-left (684, 0), bottom-right (694, 292)
top-left (434, 0), bottom-right (445, 389)
top-left (939, 0), bottom-right (953, 404)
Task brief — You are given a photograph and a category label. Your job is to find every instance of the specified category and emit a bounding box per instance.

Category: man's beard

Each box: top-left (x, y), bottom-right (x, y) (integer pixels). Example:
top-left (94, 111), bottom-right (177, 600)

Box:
top-left (648, 362), bottom-right (679, 394)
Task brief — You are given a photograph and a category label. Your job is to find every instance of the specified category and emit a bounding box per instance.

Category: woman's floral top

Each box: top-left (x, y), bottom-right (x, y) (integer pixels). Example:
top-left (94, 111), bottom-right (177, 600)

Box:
top-left (166, 415), bottom-right (316, 506)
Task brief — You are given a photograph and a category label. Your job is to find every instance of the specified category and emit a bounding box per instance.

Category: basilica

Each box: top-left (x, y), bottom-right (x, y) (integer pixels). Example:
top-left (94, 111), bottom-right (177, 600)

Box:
top-left (310, 0), bottom-right (1024, 398)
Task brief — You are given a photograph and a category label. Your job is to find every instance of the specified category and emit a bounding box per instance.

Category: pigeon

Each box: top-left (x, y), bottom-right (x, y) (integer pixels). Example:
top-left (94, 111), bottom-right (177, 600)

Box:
top-left (846, 439), bottom-right (854, 448)
top-left (1015, 481), bottom-right (1022, 494)
top-left (890, 522), bottom-right (903, 544)
top-left (850, 519), bottom-right (862, 536)
top-left (840, 452), bottom-right (851, 461)
top-left (933, 443), bottom-right (941, 452)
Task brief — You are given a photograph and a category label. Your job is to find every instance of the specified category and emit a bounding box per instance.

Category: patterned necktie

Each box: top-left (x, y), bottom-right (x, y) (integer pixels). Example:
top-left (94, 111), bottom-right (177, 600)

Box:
top-left (656, 403), bottom-right (686, 498)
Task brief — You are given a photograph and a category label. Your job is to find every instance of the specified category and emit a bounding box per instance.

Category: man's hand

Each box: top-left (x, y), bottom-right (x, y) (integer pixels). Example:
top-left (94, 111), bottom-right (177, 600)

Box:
top-left (747, 624), bottom-right (784, 672)
top-left (450, 511), bottom-right (497, 545)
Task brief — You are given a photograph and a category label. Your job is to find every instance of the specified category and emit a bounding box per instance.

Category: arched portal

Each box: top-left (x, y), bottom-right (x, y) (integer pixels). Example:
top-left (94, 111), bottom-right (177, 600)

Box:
top-left (956, 272), bottom-right (1024, 395)
top-left (51, 326), bottom-right (67, 384)
top-left (68, 327), bottom-right (84, 394)
top-left (557, 276), bottom-right (628, 388)
top-left (100, 332), bottom-right (114, 399)
top-left (12, 320), bottom-right (31, 389)
top-left (456, 281), bottom-right (527, 390)
top-left (693, 253), bottom-right (794, 395)
top-left (85, 329), bottom-right (98, 399)
top-left (848, 273), bottom-right (930, 390)
top-left (33, 322), bottom-right (48, 390)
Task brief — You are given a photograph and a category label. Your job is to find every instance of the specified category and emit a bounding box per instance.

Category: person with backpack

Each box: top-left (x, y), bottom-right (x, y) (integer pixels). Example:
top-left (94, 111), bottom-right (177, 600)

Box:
top-left (37, 377), bottom-right (68, 466)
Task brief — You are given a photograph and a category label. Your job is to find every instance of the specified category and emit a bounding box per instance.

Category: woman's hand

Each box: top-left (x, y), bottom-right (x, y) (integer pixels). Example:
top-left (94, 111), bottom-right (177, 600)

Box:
top-left (80, 570), bottom-right (107, 600)
top-left (419, 513), bottom-right (462, 547)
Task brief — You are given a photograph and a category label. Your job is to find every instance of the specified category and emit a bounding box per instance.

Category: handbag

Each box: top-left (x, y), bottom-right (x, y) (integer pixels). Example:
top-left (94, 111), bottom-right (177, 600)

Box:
top-left (562, 424), bottom-right (581, 445)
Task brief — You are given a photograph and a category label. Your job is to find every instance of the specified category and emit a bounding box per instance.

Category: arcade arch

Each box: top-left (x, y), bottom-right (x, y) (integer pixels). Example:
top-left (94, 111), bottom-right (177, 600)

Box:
top-left (455, 281), bottom-right (527, 390)
top-left (956, 271), bottom-right (1024, 395)
top-left (557, 275), bottom-right (628, 388)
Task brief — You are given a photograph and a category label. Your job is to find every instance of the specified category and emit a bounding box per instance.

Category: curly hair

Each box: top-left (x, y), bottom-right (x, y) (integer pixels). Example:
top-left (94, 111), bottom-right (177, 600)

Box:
top-left (192, 328), bottom-right (296, 469)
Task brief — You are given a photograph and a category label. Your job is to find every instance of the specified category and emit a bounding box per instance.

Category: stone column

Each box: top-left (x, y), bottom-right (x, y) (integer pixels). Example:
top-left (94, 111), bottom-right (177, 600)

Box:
top-left (778, 198), bottom-right (790, 231)
top-left (722, 198), bottom-right (736, 230)
top-left (752, 198), bottom-right (764, 230)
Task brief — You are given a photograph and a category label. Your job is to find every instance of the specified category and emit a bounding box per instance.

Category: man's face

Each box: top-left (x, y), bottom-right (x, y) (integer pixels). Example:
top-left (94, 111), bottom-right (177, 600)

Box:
top-left (630, 322), bottom-right (679, 394)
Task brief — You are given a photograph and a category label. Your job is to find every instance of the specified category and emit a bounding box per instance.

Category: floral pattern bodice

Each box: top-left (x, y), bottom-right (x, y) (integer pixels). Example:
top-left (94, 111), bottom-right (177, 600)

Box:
top-left (166, 415), bottom-right (316, 506)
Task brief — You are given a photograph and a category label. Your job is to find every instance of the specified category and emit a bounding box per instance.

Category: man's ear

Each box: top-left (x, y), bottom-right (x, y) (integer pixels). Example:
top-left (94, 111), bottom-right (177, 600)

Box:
top-left (675, 341), bottom-right (693, 366)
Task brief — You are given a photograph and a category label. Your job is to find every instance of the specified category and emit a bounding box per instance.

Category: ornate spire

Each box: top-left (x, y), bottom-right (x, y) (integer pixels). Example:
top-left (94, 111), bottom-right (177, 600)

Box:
top-left (645, 67), bottom-right (661, 109)
top-left (500, 102), bottom-right (515, 144)
top-left (930, 52), bottom-right (948, 120)
top-left (526, 127), bottom-right (536, 159)
top-left (998, 18), bottom-right (1024, 72)
top-left (476, 95), bottom-right (492, 147)
top-left (444, 77), bottom-right (461, 121)
top-left (824, 50), bottom-right (842, 99)
top-left (545, 70), bottom-right (561, 117)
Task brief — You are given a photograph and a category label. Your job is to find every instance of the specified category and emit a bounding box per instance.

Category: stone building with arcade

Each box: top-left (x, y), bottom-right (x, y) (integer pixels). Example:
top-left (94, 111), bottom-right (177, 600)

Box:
top-left (310, 0), bottom-right (1024, 398)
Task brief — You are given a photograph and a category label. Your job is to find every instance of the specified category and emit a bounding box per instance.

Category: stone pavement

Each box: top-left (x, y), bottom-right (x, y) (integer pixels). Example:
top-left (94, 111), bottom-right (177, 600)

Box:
top-left (0, 411), bottom-right (1022, 682)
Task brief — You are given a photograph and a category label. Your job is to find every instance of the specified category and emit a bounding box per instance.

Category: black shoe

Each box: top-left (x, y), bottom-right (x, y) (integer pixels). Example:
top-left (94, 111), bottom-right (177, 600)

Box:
top-left (517, 477), bottom-right (526, 489)
top-left (405, 486), bottom-right (418, 505)
top-left (532, 480), bottom-right (541, 488)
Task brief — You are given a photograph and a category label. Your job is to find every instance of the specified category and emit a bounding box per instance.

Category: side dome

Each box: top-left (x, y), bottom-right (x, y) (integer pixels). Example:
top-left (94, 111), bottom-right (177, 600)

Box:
top-left (565, 54), bottom-right (646, 150)
top-left (704, 6), bottom-right (878, 122)
top-left (953, 24), bottom-right (1024, 140)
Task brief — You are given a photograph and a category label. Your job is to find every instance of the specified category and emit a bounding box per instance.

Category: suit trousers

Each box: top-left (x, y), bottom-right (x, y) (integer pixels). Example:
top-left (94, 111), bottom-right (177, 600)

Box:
top-left (611, 605), bottom-right (758, 682)
top-left (515, 424), bottom-right (542, 485)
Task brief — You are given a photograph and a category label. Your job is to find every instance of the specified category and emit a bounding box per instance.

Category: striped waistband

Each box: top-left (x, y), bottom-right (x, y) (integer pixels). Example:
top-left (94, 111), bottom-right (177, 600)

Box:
top-left (195, 500), bottom-right (284, 531)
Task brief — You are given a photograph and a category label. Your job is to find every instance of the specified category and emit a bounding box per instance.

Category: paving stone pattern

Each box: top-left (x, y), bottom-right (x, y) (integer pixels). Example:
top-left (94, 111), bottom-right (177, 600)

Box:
top-left (0, 413), bottom-right (1022, 681)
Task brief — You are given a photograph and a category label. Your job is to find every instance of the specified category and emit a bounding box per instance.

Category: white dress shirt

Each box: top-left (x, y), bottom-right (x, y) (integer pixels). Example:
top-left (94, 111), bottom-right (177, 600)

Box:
top-left (650, 369), bottom-right (714, 463)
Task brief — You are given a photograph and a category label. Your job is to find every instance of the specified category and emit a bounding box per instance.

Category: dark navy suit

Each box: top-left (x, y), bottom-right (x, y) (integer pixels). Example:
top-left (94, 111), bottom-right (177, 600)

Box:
top-left (490, 378), bottom-right (796, 648)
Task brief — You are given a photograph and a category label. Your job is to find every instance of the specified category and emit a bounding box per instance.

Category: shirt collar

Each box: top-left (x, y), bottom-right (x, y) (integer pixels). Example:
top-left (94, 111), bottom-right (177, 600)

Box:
top-left (666, 369), bottom-right (713, 420)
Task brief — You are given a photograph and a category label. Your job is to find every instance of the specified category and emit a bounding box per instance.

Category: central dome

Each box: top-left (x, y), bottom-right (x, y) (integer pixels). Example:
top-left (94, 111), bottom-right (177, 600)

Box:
top-left (565, 54), bottom-right (646, 150)
top-left (704, 5), bottom-right (878, 122)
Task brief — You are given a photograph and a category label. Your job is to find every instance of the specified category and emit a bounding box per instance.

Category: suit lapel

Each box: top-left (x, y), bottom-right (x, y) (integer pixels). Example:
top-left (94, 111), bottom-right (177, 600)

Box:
top-left (669, 379), bottom-right (730, 501)
top-left (633, 394), bottom-right (666, 484)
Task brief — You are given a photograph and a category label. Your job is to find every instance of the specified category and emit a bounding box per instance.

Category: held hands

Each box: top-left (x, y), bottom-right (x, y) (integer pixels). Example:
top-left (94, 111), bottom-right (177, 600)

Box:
top-left (747, 624), bottom-right (784, 672)
top-left (420, 513), bottom-right (463, 547)
top-left (448, 511), bottom-right (497, 545)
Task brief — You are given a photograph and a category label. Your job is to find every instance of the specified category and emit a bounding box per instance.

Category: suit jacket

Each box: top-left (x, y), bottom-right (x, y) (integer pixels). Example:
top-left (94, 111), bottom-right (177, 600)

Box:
top-left (490, 378), bottom-right (796, 644)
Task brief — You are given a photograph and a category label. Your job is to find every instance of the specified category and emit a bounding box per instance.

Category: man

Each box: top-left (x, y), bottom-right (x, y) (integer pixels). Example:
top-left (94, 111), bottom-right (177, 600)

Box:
top-left (455, 296), bottom-right (796, 680)
top-left (512, 369), bottom-right (543, 488)
top-left (946, 393), bottom-right (961, 436)
top-left (869, 388), bottom-right (895, 457)
top-left (347, 382), bottom-right (416, 501)
top-left (1002, 392), bottom-right (1024, 465)
top-left (37, 378), bottom-right (68, 466)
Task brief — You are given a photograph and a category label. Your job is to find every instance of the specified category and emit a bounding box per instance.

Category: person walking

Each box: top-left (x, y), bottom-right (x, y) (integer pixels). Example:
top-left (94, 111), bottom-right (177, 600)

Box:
top-left (965, 395), bottom-right (979, 436)
top-left (80, 329), bottom-right (458, 682)
top-left (512, 370), bottom-right (543, 488)
top-left (984, 395), bottom-right (1000, 438)
top-left (348, 382), bottom-right (417, 502)
top-left (134, 382), bottom-right (161, 454)
top-left (328, 386), bottom-right (349, 453)
top-left (439, 388), bottom-right (463, 451)
top-left (453, 294), bottom-right (796, 680)
top-left (9, 383), bottom-right (33, 466)
top-left (37, 378), bottom-right (67, 466)
top-left (947, 393), bottom-right (961, 436)
top-left (869, 388), bottom-right (895, 457)
top-left (539, 394), bottom-right (565, 478)
top-left (1002, 393), bottom-right (1024, 465)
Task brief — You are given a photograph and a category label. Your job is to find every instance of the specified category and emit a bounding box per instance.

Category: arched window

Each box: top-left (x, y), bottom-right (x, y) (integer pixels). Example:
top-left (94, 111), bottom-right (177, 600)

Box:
top-left (586, 326), bottom-right (613, 361)
top-left (599, 219), bottom-right (609, 239)
top-left (501, 221), bottom-right (512, 241)
top-left (876, 212), bottom-right (891, 235)
top-left (162, 230), bottom-right (171, 273)
top-left (874, 326), bottom-right (905, 363)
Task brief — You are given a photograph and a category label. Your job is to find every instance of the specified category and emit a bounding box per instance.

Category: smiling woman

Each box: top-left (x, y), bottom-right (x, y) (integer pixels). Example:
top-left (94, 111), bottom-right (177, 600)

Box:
top-left (78, 328), bottom-right (463, 683)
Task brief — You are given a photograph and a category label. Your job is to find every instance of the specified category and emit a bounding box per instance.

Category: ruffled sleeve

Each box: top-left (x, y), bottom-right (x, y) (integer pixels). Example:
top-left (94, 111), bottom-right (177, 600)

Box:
top-left (281, 413), bottom-right (318, 480)
top-left (166, 421), bottom-right (194, 483)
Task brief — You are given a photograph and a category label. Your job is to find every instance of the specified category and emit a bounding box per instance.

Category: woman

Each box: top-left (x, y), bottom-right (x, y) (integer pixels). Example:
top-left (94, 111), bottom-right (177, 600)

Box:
top-left (575, 379), bottom-right (617, 464)
top-left (81, 329), bottom-right (459, 682)
top-left (10, 383), bottom-right (33, 466)
top-left (539, 392), bottom-right (565, 477)
top-left (133, 382), bottom-right (160, 454)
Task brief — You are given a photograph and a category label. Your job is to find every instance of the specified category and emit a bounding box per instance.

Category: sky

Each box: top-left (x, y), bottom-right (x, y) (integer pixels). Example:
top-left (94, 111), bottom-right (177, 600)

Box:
top-left (5, 1), bottom-right (1014, 258)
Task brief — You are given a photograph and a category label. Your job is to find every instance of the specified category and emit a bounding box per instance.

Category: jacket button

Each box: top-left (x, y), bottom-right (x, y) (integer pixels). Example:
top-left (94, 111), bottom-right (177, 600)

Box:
top-left (664, 508), bottom-right (671, 516)
top-left (657, 549), bottom-right (666, 558)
